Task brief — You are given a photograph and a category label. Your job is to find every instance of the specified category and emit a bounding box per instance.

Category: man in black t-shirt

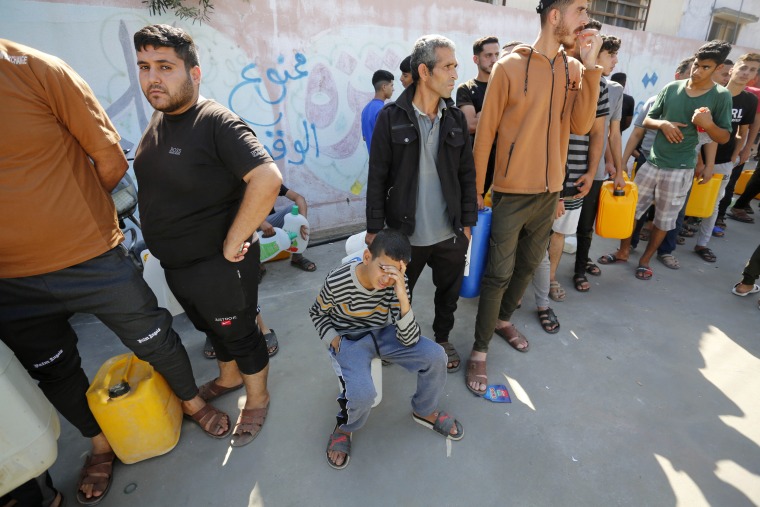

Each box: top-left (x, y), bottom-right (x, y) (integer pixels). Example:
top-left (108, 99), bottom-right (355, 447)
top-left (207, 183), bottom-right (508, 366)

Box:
top-left (133, 24), bottom-right (283, 448)
top-left (692, 55), bottom-right (758, 262)
top-left (456, 35), bottom-right (499, 194)
top-left (704, 54), bottom-right (759, 241)
top-left (611, 72), bottom-right (634, 132)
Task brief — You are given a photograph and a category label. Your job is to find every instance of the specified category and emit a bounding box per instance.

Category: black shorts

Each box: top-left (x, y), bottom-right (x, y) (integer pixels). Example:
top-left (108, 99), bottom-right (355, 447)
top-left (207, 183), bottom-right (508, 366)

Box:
top-left (164, 244), bottom-right (268, 375)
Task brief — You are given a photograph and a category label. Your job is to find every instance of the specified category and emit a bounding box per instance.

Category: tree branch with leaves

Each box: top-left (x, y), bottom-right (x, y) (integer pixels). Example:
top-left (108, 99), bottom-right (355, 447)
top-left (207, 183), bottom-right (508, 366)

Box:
top-left (144, 0), bottom-right (215, 23)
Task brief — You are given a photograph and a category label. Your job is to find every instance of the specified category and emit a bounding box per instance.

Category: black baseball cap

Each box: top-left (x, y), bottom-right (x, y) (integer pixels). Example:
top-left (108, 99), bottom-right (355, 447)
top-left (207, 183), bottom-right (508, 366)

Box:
top-left (536, 0), bottom-right (559, 13)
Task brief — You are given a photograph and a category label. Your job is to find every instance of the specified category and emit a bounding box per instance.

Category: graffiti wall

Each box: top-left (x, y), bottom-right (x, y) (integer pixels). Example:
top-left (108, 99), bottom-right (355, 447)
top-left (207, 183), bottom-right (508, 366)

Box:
top-left (2, 0), bottom-right (757, 238)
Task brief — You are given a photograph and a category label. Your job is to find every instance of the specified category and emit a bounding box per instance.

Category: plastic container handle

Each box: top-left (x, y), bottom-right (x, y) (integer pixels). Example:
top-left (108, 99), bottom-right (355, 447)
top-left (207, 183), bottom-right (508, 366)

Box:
top-left (120, 354), bottom-right (134, 384)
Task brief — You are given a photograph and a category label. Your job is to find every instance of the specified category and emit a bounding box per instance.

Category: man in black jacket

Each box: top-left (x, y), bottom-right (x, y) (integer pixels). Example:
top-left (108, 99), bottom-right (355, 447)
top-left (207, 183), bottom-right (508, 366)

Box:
top-left (366, 34), bottom-right (478, 373)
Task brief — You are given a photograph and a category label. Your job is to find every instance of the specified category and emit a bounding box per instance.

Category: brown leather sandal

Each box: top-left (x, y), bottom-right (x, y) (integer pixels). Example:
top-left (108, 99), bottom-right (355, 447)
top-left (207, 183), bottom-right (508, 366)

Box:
top-left (76, 451), bottom-right (116, 505)
top-left (184, 403), bottom-right (232, 438)
top-left (197, 378), bottom-right (244, 402)
top-left (494, 324), bottom-right (530, 352)
top-left (465, 359), bottom-right (487, 396)
top-left (230, 405), bottom-right (269, 447)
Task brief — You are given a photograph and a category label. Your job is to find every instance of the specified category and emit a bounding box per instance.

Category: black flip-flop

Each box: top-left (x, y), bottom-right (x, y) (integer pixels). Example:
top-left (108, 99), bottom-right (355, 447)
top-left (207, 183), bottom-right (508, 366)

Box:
top-left (537, 308), bottom-right (560, 334)
top-left (694, 247), bottom-right (716, 263)
top-left (597, 253), bottom-right (627, 265)
top-left (264, 329), bottom-right (279, 357)
top-left (573, 274), bottom-right (590, 292)
top-left (585, 260), bottom-right (601, 276)
top-left (291, 255), bottom-right (317, 272)
top-left (635, 266), bottom-right (653, 280)
top-left (203, 336), bottom-right (216, 359)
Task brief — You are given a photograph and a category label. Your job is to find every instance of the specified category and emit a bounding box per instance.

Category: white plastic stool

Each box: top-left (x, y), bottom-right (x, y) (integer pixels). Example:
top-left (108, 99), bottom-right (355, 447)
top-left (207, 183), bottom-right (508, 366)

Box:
top-left (369, 357), bottom-right (383, 407)
top-left (563, 235), bottom-right (578, 254)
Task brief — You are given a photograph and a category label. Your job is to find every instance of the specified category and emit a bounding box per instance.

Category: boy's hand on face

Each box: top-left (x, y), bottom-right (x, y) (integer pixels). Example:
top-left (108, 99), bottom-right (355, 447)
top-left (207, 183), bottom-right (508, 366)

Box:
top-left (382, 261), bottom-right (407, 297)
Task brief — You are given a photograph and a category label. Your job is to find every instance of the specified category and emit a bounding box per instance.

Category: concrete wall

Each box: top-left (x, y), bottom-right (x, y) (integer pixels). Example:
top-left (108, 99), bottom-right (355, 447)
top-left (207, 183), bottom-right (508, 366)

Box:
top-left (645, 0), bottom-right (685, 37)
top-left (677, 0), bottom-right (760, 48)
top-left (2, 0), bottom-right (758, 239)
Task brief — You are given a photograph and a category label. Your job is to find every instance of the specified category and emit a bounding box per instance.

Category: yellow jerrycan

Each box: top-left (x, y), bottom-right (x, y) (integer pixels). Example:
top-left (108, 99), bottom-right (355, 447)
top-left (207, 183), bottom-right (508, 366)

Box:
top-left (595, 180), bottom-right (638, 239)
top-left (684, 174), bottom-right (722, 218)
top-left (733, 169), bottom-right (760, 198)
top-left (483, 186), bottom-right (493, 208)
top-left (86, 353), bottom-right (182, 464)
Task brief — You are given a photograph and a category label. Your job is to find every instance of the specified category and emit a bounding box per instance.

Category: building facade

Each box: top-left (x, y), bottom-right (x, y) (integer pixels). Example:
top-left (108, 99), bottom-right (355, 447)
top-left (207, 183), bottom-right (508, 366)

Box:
top-left (494, 0), bottom-right (760, 49)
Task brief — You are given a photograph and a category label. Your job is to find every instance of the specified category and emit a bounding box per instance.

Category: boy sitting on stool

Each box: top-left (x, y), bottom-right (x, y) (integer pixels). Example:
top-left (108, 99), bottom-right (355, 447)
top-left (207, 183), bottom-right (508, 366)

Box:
top-left (309, 229), bottom-right (463, 470)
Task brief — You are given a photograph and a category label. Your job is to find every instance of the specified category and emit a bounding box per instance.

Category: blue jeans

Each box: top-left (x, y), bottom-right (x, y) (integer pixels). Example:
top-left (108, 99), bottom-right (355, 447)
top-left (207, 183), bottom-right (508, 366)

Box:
top-left (658, 186), bottom-right (692, 256)
top-left (329, 325), bottom-right (447, 433)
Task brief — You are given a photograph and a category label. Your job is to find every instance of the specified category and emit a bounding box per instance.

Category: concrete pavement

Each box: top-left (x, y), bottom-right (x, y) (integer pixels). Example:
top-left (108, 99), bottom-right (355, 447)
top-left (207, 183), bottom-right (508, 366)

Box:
top-left (53, 181), bottom-right (760, 506)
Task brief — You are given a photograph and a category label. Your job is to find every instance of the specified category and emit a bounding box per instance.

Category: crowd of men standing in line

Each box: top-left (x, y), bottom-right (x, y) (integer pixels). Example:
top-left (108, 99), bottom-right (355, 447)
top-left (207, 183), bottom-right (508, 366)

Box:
top-left (353, 0), bottom-right (760, 470)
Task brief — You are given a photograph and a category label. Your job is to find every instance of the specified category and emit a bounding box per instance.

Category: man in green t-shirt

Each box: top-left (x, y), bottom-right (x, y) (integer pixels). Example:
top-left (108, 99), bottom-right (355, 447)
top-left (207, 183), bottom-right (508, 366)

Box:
top-left (617, 40), bottom-right (733, 281)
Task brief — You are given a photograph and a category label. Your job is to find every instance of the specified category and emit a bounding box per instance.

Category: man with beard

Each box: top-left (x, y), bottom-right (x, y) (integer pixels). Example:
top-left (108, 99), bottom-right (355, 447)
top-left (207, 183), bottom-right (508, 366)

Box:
top-left (133, 25), bottom-right (282, 447)
top-left (466, 0), bottom-right (602, 396)
top-left (0, 38), bottom-right (225, 505)
top-left (456, 35), bottom-right (500, 192)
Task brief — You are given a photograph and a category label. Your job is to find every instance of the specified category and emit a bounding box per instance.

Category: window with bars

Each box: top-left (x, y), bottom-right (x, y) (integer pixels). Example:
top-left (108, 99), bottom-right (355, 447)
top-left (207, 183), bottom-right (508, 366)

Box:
top-left (708, 7), bottom-right (759, 44)
top-left (708, 18), bottom-right (739, 44)
top-left (589, 0), bottom-right (650, 31)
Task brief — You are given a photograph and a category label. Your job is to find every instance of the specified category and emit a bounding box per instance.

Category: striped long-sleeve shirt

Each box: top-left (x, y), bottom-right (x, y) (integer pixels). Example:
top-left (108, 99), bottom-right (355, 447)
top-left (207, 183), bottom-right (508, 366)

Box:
top-left (564, 78), bottom-right (609, 198)
top-left (309, 261), bottom-right (420, 349)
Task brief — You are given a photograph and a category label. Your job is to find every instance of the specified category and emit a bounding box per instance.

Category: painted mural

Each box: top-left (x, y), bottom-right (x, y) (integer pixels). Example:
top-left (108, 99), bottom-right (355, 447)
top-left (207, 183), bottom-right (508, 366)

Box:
top-left (2, 0), bottom-right (758, 237)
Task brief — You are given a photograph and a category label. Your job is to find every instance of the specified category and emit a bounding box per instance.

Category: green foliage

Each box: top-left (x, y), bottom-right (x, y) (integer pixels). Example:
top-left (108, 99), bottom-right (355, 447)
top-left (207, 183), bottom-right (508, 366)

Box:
top-left (143, 0), bottom-right (215, 23)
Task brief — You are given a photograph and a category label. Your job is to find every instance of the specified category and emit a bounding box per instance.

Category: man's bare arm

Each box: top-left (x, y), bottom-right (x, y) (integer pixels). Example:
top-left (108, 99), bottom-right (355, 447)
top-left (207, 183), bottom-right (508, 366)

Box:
top-left (698, 142), bottom-right (717, 183)
top-left (608, 120), bottom-right (625, 186)
top-left (460, 104), bottom-right (478, 135)
top-left (223, 162), bottom-right (283, 262)
top-left (574, 115), bottom-right (605, 198)
top-left (740, 114), bottom-right (760, 164)
top-left (732, 124), bottom-right (750, 162)
top-left (623, 126), bottom-right (645, 166)
top-left (90, 143), bottom-right (128, 192)
top-left (285, 188), bottom-right (308, 217)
